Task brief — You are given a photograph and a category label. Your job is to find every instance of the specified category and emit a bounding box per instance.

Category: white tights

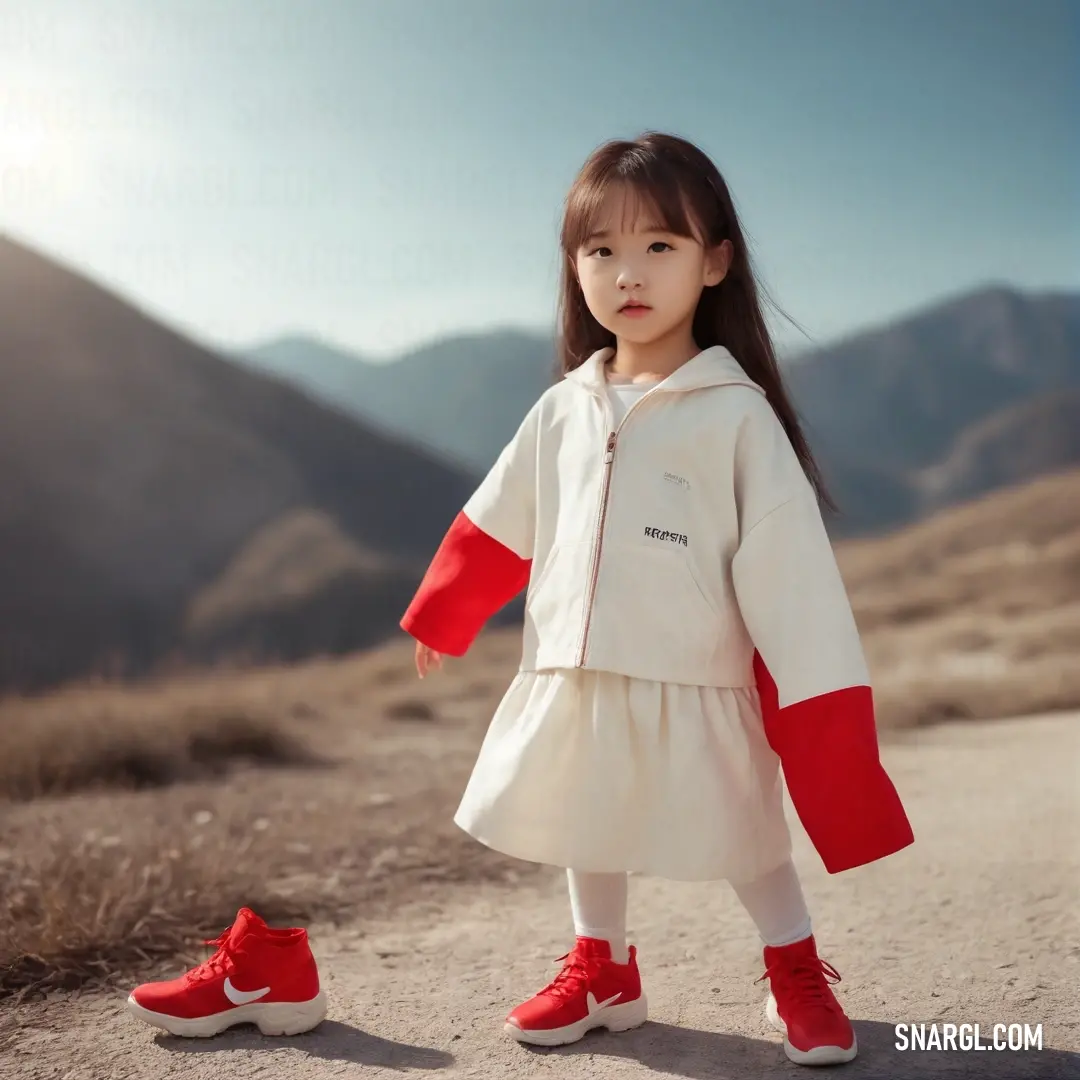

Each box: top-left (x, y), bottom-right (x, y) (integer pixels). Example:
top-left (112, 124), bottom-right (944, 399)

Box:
top-left (567, 859), bottom-right (812, 964)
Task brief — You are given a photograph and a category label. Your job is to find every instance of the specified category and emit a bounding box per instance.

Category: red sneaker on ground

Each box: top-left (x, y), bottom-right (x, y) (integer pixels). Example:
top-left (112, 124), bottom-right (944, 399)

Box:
top-left (126, 907), bottom-right (327, 1037)
top-left (504, 936), bottom-right (648, 1047)
top-left (756, 933), bottom-right (858, 1065)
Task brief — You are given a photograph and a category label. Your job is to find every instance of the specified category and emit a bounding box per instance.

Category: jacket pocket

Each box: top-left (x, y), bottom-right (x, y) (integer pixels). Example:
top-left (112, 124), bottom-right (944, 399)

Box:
top-left (587, 541), bottom-right (721, 676)
top-left (523, 542), bottom-right (592, 661)
top-left (525, 544), bottom-right (559, 604)
top-left (685, 553), bottom-right (721, 618)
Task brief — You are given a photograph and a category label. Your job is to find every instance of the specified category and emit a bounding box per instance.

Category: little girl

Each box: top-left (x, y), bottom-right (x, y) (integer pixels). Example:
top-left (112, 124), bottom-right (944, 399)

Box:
top-left (401, 131), bottom-right (913, 1068)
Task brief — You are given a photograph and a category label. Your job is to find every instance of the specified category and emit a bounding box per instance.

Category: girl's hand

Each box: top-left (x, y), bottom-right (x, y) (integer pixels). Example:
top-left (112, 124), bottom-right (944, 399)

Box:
top-left (415, 640), bottom-right (443, 679)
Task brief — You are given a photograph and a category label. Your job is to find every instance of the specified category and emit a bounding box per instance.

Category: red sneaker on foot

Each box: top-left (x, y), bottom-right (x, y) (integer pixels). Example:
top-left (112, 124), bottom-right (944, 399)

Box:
top-left (756, 934), bottom-right (857, 1065)
top-left (504, 936), bottom-right (647, 1047)
top-left (126, 908), bottom-right (327, 1037)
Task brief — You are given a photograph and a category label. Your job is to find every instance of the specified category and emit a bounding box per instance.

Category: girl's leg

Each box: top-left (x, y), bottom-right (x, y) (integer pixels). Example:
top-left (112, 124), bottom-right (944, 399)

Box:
top-left (566, 869), bottom-right (630, 963)
top-left (730, 858), bottom-right (813, 946)
top-left (503, 869), bottom-right (645, 1045)
top-left (735, 859), bottom-right (858, 1064)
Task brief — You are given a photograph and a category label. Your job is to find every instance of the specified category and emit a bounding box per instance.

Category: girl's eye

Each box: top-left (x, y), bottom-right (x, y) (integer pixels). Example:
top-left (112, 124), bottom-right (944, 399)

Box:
top-left (589, 241), bottom-right (671, 257)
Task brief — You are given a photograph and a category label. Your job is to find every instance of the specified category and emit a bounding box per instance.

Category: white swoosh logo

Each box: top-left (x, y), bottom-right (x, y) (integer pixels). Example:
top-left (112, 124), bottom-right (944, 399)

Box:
top-left (587, 991), bottom-right (623, 1015)
top-left (223, 977), bottom-right (271, 1006)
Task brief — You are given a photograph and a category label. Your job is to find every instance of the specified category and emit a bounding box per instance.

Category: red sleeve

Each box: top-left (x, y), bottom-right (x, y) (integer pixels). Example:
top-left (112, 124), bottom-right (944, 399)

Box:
top-left (400, 511), bottom-right (531, 656)
top-left (754, 652), bottom-right (914, 873)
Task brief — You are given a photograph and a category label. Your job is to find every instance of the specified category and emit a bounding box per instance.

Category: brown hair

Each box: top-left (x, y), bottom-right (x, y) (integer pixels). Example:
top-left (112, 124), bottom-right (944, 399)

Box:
top-left (555, 131), bottom-right (833, 510)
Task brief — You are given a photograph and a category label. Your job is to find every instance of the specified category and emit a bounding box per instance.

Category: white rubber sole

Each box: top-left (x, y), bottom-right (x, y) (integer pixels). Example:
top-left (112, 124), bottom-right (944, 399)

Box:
top-left (504, 994), bottom-right (648, 1047)
top-left (766, 992), bottom-right (858, 1065)
top-left (126, 990), bottom-right (328, 1037)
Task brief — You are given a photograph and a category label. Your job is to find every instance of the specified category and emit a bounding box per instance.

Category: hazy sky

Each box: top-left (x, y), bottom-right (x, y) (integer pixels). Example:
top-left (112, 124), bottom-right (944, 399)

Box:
top-left (1, 0), bottom-right (1076, 361)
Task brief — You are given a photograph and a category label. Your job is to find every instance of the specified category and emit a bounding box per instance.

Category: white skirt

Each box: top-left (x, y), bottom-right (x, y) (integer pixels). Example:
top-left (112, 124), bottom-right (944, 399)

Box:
top-left (454, 668), bottom-right (793, 883)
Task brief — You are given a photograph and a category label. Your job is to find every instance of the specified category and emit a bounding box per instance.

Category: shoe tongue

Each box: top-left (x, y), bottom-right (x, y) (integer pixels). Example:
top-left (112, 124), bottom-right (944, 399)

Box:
top-left (227, 907), bottom-right (266, 944)
top-left (573, 936), bottom-right (613, 960)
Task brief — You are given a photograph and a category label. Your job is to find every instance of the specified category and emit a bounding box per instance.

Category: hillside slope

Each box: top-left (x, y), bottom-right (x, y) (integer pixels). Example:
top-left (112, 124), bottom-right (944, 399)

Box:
top-left (0, 235), bottom-right (476, 692)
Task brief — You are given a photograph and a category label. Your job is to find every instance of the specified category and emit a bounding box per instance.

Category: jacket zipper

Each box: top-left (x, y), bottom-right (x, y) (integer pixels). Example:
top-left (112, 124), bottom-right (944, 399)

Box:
top-left (575, 428), bottom-right (617, 666)
top-left (575, 388), bottom-right (660, 667)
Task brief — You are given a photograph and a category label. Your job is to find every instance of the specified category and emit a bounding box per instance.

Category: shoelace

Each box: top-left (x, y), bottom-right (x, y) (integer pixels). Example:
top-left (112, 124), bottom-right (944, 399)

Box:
top-left (756, 956), bottom-right (843, 1010)
top-left (184, 930), bottom-right (237, 984)
top-left (538, 950), bottom-right (594, 1002)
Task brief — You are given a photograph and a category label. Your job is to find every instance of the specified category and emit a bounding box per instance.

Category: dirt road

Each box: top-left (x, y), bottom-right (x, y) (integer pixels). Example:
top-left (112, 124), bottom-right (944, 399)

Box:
top-left (11, 710), bottom-right (1079, 1079)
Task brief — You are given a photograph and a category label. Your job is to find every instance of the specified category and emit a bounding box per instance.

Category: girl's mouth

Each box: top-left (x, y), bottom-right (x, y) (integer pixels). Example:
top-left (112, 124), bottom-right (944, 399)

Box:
top-left (619, 304), bottom-right (652, 317)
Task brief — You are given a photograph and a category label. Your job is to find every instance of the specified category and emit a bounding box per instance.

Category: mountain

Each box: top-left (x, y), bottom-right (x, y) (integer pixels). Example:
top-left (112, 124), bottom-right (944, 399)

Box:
top-left (239, 330), bottom-right (556, 472)
top-left (0, 235), bottom-right (478, 693)
top-left (786, 286), bottom-right (1080, 471)
top-left (242, 285), bottom-right (1080, 536)
top-left (786, 285), bottom-right (1080, 533)
top-left (912, 388), bottom-right (1080, 513)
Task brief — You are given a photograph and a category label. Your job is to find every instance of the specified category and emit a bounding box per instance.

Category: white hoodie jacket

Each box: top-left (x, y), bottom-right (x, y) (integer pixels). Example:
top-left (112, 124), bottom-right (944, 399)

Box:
top-left (402, 345), bottom-right (914, 873)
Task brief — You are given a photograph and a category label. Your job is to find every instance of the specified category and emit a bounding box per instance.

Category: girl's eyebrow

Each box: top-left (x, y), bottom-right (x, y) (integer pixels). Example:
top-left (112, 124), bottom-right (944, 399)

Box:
top-left (582, 224), bottom-right (669, 246)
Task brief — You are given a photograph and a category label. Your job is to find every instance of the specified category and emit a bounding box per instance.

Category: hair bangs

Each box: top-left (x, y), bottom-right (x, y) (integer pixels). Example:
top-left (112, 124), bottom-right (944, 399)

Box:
top-left (562, 162), bottom-right (703, 256)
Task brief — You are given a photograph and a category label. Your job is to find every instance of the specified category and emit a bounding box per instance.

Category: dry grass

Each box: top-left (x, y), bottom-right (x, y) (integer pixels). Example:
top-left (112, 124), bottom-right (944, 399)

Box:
top-left (0, 691), bottom-right (327, 999)
top-left (0, 825), bottom-right (309, 1002)
top-left (838, 468), bottom-right (1080, 728)
top-left (0, 699), bottom-right (323, 802)
top-left (864, 600), bottom-right (1080, 728)
top-left (0, 632), bottom-right (528, 1001)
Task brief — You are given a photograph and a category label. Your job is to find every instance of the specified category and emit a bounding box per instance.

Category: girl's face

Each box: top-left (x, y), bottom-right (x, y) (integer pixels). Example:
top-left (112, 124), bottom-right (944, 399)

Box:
top-left (572, 184), bottom-right (731, 345)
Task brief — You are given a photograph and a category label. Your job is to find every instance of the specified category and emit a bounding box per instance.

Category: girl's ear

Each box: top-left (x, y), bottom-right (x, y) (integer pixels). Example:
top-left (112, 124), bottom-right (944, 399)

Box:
top-left (704, 239), bottom-right (734, 287)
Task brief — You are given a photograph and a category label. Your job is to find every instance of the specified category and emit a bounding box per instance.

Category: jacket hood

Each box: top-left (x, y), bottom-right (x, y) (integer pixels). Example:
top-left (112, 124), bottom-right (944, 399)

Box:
top-left (564, 345), bottom-right (764, 396)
